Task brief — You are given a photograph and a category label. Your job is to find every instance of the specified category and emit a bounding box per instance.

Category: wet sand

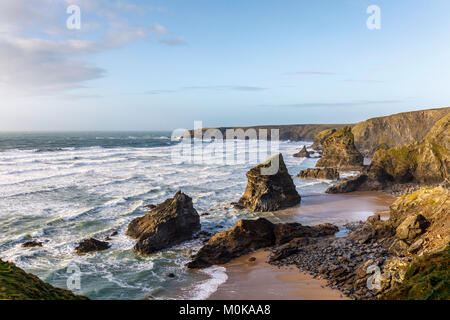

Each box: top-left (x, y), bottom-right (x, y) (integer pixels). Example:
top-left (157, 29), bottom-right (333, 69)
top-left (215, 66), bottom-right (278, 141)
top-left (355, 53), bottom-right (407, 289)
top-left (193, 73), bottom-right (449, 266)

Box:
top-left (209, 191), bottom-right (396, 300)
top-left (209, 250), bottom-right (348, 300)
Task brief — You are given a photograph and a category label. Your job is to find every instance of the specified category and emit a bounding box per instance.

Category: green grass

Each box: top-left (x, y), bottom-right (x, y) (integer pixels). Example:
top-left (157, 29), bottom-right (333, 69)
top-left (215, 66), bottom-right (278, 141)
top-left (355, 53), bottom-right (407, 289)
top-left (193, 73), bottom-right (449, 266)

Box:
top-left (381, 245), bottom-right (450, 300)
top-left (0, 259), bottom-right (88, 300)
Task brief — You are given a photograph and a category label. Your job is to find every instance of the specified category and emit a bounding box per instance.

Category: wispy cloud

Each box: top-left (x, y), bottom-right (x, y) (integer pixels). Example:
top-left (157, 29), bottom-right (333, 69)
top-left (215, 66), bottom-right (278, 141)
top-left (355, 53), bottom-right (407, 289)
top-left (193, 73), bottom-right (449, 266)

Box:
top-left (259, 100), bottom-right (403, 108)
top-left (0, 0), bottom-right (179, 96)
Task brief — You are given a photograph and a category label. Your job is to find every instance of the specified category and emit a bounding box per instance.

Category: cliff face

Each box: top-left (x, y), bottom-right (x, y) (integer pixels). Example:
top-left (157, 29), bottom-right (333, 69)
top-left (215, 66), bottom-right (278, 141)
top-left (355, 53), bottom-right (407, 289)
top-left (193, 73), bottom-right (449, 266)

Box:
top-left (316, 126), bottom-right (364, 170)
top-left (0, 259), bottom-right (88, 300)
top-left (369, 113), bottom-right (449, 185)
top-left (189, 124), bottom-right (348, 141)
top-left (352, 107), bottom-right (450, 157)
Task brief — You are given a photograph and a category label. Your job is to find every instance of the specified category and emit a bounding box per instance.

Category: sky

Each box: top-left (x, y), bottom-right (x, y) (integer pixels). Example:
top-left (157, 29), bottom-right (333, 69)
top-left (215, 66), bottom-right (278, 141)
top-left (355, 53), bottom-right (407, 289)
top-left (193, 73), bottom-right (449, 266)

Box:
top-left (1, 0), bottom-right (450, 131)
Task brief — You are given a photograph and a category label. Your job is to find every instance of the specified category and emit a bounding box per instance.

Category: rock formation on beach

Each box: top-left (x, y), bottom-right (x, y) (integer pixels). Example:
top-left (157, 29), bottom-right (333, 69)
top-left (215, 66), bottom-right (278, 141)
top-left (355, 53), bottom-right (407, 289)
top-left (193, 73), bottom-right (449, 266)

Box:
top-left (293, 145), bottom-right (310, 158)
top-left (75, 238), bottom-right (110, 255)
top-left (316, 126), bottom-right (364, 170)
top-left (235, 154), bottom-right (301, 212)
top-left (298, 168), bottom-right (339, 180)
top-left (0, 259), bottom-right (88, 300)
top-left (127, 191), bottom-right (200, 255)
top-left (186, 218), bottom-right (338, 268)
top-left (268, 185), bottom-right (449, 300)
top-left (327, 113), bottom-right (450, 193)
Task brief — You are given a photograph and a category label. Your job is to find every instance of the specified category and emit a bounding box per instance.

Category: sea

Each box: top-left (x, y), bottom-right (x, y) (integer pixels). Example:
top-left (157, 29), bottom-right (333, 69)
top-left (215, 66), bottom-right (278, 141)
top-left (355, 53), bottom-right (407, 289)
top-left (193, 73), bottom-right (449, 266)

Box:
top-left (0, 131), bottom-right (360, 300)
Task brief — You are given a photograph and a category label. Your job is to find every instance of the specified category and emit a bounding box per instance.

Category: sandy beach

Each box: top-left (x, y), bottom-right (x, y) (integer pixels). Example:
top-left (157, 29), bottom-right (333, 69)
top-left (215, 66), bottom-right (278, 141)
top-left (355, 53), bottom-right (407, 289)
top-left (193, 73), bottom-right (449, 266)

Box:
top-left (209, 191), bottom-right (396, 300)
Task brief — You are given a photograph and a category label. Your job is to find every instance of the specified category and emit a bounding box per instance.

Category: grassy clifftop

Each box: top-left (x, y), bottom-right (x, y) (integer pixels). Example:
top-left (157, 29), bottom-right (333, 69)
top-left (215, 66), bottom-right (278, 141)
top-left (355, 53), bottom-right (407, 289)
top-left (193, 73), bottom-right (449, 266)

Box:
top-left (0, 259), bottom-right (88, 300)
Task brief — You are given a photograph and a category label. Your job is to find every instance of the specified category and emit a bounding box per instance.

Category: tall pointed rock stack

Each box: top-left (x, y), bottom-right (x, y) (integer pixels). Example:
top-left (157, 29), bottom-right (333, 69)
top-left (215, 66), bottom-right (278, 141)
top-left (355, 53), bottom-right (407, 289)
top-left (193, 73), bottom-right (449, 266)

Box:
top-left (236, 154), bottom-right (301, 212)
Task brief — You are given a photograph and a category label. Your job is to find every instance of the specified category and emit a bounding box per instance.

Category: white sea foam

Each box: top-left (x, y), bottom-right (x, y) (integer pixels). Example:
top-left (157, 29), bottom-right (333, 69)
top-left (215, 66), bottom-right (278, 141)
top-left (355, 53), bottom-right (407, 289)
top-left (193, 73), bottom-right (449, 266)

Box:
top-left (190, 266), bottom-right (228, 300)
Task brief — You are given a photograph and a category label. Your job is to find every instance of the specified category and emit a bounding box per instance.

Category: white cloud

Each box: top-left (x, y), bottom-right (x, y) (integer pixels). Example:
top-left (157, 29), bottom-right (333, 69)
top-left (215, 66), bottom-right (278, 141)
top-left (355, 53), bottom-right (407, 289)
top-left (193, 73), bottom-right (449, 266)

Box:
top-left (0, 0), bottom-right (174, 96)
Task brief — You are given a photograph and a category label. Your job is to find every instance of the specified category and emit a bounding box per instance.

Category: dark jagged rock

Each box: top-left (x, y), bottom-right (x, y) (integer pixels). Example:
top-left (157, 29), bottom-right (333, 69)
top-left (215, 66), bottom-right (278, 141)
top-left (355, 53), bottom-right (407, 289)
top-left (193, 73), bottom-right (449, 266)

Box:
top-left (316, 126), bottom-right (364, 170)
top-left (325, 174), bottom-right (380, 194)
top-left (235, 154), bottom-right (301, 212)
top-left (298, 167), bottom-right (339, 180)
top-left (21, 241), bottom-right (43, 248)
top-left (127, 191), bottom-right (200, 255)
top-left (293, 145), bottom-right (310, 158)
top-left (186, 218), bottom-right (338, 268)
top-left (0, 259), bottom-right (88, 300)
top-left (75, 238), bottom-right (110, 255)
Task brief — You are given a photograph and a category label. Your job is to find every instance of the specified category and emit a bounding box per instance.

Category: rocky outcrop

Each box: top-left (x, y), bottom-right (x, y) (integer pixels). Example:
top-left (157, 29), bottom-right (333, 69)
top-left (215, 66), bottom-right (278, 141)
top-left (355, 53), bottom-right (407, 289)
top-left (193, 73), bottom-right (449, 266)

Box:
top-left (352, 107), bottom-right (450, 157)
top-left (325, 174), bottom-right (376, 193)
top-left (368, 113), bottom-right (449, 185)
top-left (316, 126), bottom-right (364, 170)
top-left (311, 128), bottom-right (336, 150)
top-left (186, 218), bottom-right (338, 268)
top-left (235, 154), bottom-right (301, 212)
top-left (326, 113), bottom-right (450, 193)
top-left (127, 191), bottom-right (200, 255)
top-left (293, 145), bottom-right (310, 158)
top-left (75, 238), bottom-right (110, 255)
top-left (298, 168), bottom-right (339, 180)
top-left (268, 185), bottom-right (449, 300)
top-left (0, 259), bottom-right (88, 300)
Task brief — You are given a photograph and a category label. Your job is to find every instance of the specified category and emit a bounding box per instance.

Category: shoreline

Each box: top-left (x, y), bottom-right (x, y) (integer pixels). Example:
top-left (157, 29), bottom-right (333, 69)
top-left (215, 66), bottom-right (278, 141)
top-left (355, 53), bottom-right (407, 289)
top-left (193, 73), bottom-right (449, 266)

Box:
top-left (208, 249), bottom-right (348, 300)
top-left (208, 190), bottom-right (396, 300)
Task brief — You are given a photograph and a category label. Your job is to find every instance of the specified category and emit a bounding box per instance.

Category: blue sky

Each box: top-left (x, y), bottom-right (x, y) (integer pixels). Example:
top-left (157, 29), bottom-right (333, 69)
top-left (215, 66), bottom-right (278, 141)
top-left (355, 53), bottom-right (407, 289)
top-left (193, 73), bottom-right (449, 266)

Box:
top-left (1, 0), bottom-right (450, 131)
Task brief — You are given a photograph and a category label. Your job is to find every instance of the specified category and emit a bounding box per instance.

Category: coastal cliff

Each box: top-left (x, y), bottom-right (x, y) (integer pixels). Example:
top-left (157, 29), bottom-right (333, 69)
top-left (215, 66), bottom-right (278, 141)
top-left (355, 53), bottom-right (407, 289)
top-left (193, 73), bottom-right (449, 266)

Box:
top-left (0, 259), bottom-right (88, 300)
top-left (189, 124), bottom-right (348, 141)
top-left (352, 107), bottom-right (450, 157)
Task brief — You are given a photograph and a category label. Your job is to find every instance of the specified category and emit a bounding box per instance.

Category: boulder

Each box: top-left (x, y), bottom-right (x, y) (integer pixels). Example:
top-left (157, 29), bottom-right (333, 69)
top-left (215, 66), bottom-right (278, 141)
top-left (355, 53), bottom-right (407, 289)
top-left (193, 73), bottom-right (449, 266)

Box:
top-left (325, 174), bottom-right (381, 193)
top-left (268, 237), bottom-right (310, 262)
top-left (298, 167), bottom-right (339, 180)
top-left (316, 126), bottom-right (364, 170)
top-left (293, 145), bottom-right (310, 158)
top-left (75, 238), bottom-right (110, 255)
top-left (235, 154), bottom-right (301, 212)
top-left (21, 241), bottom-right (43, 248)
top-left (187, 218), bottom-right (338, 268)
top-left (127, 191), bottom-right (201, 255)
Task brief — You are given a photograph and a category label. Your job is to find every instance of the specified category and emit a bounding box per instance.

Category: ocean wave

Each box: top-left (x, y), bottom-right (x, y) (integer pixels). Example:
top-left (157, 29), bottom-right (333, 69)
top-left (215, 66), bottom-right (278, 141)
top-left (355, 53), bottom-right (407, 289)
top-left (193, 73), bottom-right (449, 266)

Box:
top-left (190, 266), bottom-right (228, 300)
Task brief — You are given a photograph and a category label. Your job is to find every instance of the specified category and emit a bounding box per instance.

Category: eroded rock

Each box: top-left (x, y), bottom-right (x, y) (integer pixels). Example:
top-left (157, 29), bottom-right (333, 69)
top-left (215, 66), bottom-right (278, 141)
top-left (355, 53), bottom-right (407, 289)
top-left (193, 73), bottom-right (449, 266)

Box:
top-left (75, 238), bottom-right (110, 255)
top-left (235, 154), bottom-right (301, 212)
top-left (127, 191), bottom-right (200, 255)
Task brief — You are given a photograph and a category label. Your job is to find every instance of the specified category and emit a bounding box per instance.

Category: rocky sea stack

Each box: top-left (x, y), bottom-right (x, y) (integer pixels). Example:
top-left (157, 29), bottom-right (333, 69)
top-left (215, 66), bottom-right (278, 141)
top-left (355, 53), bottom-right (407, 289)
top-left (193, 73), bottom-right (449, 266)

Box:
top-left (187, 218), bottom-right (338, 268)
top-left (311, 128), bottom-right (337, 150)
top-left (316, 126), bottom-right (364, 170)
top-left (293, 145), bottom-right (310, 158)
top-left (235, 154), bottom-right (301, 212)
top-left (127, 191), bottom-right (200, 255)
top-left (298, 168), bottom-right (339, 180)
